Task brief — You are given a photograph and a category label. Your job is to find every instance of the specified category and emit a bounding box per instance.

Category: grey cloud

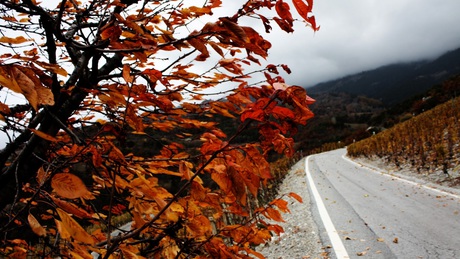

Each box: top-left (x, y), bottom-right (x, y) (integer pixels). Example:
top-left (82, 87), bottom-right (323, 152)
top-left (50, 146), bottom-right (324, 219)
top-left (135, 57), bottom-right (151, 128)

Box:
top-left (261, 0), bottom-right (460, 87)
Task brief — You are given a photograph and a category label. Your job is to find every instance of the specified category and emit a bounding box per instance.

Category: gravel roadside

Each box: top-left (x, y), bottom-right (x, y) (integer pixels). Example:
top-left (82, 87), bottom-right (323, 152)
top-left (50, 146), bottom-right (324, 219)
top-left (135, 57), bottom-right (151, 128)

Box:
top-left (256, 159), bottom-right (326, 259)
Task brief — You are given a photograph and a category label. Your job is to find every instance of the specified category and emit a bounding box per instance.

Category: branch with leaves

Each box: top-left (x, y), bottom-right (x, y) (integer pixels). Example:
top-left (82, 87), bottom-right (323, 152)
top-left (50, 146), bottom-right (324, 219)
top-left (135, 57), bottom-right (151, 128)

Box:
top-left (0, 0), bottom-right (318, 258)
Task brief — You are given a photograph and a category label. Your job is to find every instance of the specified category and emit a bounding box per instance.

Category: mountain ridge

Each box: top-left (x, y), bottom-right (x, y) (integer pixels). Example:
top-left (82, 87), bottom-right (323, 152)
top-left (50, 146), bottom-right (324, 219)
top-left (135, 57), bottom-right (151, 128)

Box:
top-left (307, 46), bottom-right (460, 105)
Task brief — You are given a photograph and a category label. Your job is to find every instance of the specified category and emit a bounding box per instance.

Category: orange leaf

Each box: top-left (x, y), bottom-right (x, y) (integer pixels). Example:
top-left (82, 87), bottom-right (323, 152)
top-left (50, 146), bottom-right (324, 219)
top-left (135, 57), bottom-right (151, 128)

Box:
top-left (16, 66), bottom-right (55, 108)
top-left (0, 66), bottom-right (21, 93)
top-left (29, 129), bottom-right (59, 142)
top-left (51, 173), bottom-right (93, 199)
top-left (36, 166), bottom-right (50, 186)
top-left (55, 219), bottom-right (71, 240)
top-left (56, 208), bottom-right (95, 245)
top-left (0, 36), bottom-right (29, 44)
top-left (33, 60), bottom-right (68, 76)
top-left (0, 65), bottom-right (55, 110)
top-left (123, 64), bottom-right (134, 83)
top-left (0, 101), bottom-right (11, 115)
top-left (211, 170), bottom-right (231, 193)
top-left (28, 213), bottom-right (47, 237)
top-left (271, 198), bottom-right (290, 213)
top-left (289, 192), bottom-right (303, 203)
top-left (12, 66), bottom-right (39, 110)
top-left (267, 224), bottom-right (284, 235)
top-left (121, 247), bottom-right (146, 259)
top-left (265, 207), bottom-right (284, 222)
top-left (209, 41), bottom-right (224, 57)
top-left (50, 196), bottom-right (93, 219)
top-left (100, 24), bottom-right (122, 41)
top-left (187, 36), bottom-right (209, 58)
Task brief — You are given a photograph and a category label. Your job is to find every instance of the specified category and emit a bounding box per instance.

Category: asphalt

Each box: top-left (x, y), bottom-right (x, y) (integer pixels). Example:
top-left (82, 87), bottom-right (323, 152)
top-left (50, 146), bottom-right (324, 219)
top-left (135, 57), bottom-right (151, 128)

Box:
top-left (307, 149), bottom-right (460, 258)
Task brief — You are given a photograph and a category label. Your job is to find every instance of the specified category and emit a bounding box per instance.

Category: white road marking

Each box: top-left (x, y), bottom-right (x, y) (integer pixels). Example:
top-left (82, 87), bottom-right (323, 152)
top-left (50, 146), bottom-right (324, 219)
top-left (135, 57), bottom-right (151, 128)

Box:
top-left (341, 154), bottom-right (460, 200)
top-left (305, 156), bottom-right (350, 259)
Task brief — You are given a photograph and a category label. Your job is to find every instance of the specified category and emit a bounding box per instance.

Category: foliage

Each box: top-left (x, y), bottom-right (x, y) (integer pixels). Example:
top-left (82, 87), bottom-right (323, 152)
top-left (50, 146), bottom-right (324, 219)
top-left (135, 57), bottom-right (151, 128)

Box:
top-left (0, 0), bottom-right (318, 258)
top-left (347, 97), bottom-right (460, 175)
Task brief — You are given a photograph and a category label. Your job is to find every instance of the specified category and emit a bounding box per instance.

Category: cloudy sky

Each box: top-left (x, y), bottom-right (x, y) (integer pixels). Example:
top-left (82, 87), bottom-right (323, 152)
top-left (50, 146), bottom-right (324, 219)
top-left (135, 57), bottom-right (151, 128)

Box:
top-left (244, 0), bottom-right (460, 87)
top-left (2, 0), bottom-right (460, 147)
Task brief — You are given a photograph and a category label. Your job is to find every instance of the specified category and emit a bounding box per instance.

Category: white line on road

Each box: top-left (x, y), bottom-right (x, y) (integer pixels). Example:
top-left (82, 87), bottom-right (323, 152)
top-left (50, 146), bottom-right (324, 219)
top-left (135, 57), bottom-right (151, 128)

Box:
top-left (305, 156), bottom-right (350, 259)
top-left (341, 154), bottom-right (460, 200)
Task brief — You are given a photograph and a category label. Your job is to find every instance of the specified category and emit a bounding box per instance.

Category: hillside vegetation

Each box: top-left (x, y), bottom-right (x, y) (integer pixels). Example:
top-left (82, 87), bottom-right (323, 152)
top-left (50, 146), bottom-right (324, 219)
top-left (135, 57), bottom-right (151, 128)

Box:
top-left (347, 97), bottom-right (460, 180)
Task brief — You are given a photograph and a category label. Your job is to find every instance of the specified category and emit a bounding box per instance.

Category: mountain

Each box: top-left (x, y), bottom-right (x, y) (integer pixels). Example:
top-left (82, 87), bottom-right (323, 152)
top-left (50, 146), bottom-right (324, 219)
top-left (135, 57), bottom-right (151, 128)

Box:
top-left (307, 46), bottom-right (460, 105)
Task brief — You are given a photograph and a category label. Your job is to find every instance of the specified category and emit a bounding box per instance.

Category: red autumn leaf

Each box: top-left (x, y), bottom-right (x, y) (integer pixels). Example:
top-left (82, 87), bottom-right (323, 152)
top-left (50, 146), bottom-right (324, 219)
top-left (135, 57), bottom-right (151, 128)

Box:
top-left (289, 192), bottom-right (303, 203)
top-left (266, 64), bottom-right (279, 74)
top-left (211, 170), bottom-right (232, 193)
top-left (307, 15), bottom-right (320, 31)
top-left (272, 106), bottom-right (295, 120)
top-left (281, 64), bottom-right (292, 74)
top-left (275, 0), bottom-right (294, 26)
top-left (241, 109), bottom-right (265, 122)
top-left (271, 198), bottom-right (290, 213)
top-left (292, 0), bottom-right (312, 18)
top-left (219, 17), bottom-right (248, 43)
top-left (258, 14), bottom-right (272, 33)
top-left (188, 35), bottom-right (210, 58)
top-left (265, 207), bottom-right (284, 222)
top-left (267, 224), bottom-right (284, 235)
top-left (273, 17), bottom-right (294, 33)
top-left (292, 0), bottom-right (319, 31)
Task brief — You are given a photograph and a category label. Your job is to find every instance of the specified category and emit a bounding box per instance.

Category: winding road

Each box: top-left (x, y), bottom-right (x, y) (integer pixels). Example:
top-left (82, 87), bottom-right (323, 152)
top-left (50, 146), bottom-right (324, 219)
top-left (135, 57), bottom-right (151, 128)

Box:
top-left (306, 149), bottom-right (460, 258)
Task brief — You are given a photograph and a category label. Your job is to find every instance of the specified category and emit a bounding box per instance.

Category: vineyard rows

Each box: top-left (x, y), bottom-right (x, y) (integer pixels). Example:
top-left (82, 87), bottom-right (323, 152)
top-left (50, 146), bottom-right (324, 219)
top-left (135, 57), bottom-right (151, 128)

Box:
top-left (347, 97), bottom-right (460, 175)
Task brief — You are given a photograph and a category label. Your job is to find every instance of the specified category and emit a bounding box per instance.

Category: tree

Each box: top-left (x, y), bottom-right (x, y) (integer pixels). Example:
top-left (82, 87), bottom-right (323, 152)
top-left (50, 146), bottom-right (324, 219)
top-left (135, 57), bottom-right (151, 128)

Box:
top-left (0, 0), bottom-right (317, 258)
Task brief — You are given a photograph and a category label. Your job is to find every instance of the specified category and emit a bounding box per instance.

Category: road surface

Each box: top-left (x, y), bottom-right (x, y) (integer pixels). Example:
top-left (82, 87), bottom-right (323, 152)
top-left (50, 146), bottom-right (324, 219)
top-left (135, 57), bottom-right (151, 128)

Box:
top-left (306, 149), bottom-right (460, 258)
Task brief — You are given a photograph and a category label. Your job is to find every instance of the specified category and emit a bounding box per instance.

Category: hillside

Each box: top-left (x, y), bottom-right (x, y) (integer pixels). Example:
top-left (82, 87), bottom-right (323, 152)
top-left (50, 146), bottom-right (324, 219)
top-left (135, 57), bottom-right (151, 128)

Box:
top-left (297, 71), bottom-right (460, 154)
top-left (307, 46), bottom-right (460, 105)
top-left (347, 95), bottom-right (460, 186)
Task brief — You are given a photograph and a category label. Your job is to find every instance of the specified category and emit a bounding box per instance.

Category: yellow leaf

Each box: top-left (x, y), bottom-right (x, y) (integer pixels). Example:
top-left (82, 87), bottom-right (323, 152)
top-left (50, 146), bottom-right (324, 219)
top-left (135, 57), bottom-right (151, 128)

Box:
top-left (121, 248), bottom-right (146, 259)
top-left (56, 208), bottom-right (95, 245)
top-left (51, 173), bottom-right (93, 199)
top-left (0, 36), bottom-right (29, 44)
top-left (55, 219), bottom-right (71, 240)
top-left (15, 66), bottom-right (55, 108)
top-left (28, 213), bottom-right (47, 237)
top-left (71, 242), bottom-right (94, 259)
top-left (0, 65), bottom-right (55, 110)
top-left (0, 66), bottom-right (21, 93)
top-left (12, 66), bottom-right (39, 110)
top-left (29, 129), bottom-right (59, 142)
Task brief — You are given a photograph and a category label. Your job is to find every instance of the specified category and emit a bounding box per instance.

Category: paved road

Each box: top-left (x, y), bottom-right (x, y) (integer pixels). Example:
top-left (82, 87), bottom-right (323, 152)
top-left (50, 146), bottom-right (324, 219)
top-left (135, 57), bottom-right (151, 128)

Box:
top-left (306, 149), bottom-right (460, 258)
